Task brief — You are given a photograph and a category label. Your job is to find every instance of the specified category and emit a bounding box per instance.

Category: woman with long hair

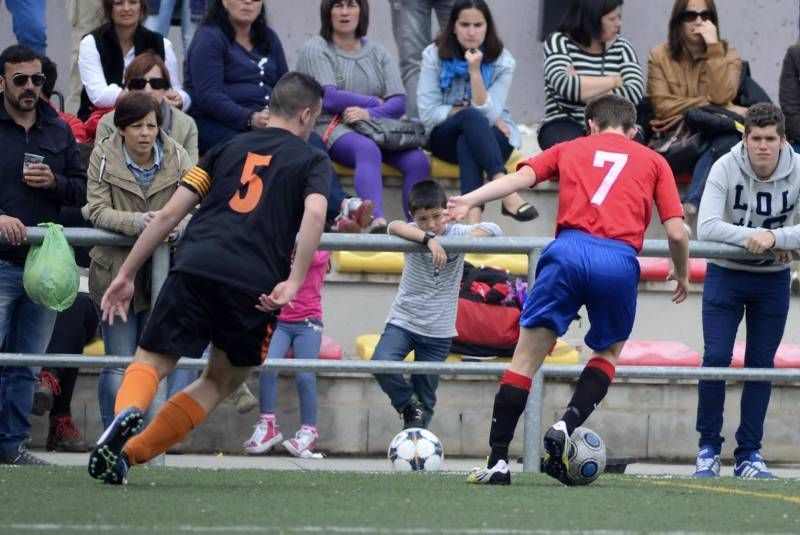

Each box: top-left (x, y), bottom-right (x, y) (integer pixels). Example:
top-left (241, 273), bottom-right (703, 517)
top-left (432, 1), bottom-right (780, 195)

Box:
top-left (648, 0), bottom-right (743, 215)
top-left (418, 0), bottom-right (535, 224)
top-left (539, 0), bottom-right (643, 149)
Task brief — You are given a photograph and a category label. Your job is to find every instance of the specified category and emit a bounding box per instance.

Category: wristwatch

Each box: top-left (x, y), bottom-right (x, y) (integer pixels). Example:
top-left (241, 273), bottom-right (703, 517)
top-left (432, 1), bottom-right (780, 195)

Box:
top-left (421, 230), bottom-right (436, 246)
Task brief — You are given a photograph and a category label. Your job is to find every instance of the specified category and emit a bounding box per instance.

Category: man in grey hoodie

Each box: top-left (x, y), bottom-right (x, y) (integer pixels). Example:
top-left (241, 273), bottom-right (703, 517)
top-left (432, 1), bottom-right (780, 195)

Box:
top-left (693, 103), bottom-right (800, 479)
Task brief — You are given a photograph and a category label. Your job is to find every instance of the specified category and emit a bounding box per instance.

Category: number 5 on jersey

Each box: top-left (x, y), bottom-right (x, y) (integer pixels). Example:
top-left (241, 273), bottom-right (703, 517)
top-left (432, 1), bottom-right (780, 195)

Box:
top-left (591, 151), bottom-right (628, 206)
top-left (229, 152), bottom-right (272, 213)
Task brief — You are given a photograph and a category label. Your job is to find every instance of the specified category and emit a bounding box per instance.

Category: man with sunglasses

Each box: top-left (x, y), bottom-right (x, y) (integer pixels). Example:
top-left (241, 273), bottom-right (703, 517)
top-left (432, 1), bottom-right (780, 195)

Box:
top-left (0, 45), bottom-right (87, 466)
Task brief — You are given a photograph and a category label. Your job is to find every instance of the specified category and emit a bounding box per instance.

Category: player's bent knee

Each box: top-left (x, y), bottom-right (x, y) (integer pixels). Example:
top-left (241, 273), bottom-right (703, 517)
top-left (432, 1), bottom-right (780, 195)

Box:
top-left (132, 348), bottom-right (178, 379)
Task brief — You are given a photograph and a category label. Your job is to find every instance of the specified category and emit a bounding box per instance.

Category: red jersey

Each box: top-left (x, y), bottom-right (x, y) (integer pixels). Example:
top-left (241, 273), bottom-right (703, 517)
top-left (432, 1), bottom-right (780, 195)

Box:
top-left (519, 132), bottom-right (683, 251)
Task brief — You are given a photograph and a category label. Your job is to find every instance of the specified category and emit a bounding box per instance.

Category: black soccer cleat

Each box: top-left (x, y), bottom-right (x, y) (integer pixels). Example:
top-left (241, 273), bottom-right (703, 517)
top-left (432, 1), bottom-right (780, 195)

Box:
top-left (543, 421), bottom-right (574, 486)
top-left (88, 406), bottom-right (143, 485)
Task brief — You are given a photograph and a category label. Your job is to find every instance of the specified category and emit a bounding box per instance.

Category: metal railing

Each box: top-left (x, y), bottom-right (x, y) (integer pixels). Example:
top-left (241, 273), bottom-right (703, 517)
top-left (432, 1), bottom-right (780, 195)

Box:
top-left (1, 228), bottom-right (797, 471)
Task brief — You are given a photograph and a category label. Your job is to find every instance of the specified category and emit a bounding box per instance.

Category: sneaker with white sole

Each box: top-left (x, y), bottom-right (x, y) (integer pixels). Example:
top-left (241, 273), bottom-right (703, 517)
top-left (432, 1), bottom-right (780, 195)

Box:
top-left (467, 458), bottom-right (511, 485)
top-left (243, 415), bottom-right (283, 454)
top-left (283, 425), bottom-right (318, 457)
top-left (692, 446), bottom-right (721, 477)
top-left (734, 451), bottom-right (775, 479)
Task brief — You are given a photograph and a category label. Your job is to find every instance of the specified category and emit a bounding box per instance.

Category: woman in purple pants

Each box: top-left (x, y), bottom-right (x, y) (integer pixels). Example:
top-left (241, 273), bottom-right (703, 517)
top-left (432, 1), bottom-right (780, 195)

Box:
top-left (297, 0), bottom-right (430, 231)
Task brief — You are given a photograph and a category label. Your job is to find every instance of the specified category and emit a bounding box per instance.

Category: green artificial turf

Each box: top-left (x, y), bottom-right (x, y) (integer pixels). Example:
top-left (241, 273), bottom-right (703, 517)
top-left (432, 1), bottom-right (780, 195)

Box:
top-left (1, 467), bottom-right (799, 533)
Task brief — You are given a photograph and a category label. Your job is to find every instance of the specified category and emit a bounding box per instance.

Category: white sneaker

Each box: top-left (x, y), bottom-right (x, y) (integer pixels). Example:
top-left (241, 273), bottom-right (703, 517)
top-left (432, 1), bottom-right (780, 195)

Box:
top-left (243, 415), bottom-right (283, 454)
top-left (283, 425), bottom-right (318, 457)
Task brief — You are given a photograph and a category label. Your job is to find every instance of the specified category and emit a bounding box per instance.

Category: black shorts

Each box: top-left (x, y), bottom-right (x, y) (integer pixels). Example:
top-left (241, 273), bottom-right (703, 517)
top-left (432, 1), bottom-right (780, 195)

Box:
top-left (139, 272), bottom-right (276, 367)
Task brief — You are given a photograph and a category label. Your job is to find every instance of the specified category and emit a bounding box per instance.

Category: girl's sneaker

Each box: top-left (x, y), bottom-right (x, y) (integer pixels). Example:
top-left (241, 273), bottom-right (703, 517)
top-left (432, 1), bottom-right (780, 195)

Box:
top-left (243, 415), bottom-right (283, 454)
top-left (283, 425), bottom-right (318, 457)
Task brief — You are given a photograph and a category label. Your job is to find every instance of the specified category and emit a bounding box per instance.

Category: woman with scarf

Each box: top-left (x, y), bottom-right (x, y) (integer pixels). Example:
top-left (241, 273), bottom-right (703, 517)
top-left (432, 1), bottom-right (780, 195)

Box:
top-left (417, 0), bottom-right (535, 224)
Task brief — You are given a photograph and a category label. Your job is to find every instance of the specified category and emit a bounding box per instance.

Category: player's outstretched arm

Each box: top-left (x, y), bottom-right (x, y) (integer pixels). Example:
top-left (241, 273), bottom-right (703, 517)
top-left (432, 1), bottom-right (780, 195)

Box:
top-left (258, 193), bottom-right (327, 311)
top-left (101, 186), bottom-right (199, 324)
top-left (664, 217), bottom-right (690, 304)
top-left (447, 166), bottom-right (536, 221)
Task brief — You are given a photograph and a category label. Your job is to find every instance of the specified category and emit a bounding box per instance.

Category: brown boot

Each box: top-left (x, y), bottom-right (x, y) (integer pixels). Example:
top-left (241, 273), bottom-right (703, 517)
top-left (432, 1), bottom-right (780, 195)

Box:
top-left (32, 371), bottom-right (61, 416)
top-left (47, 414), bottom-right (88, 452)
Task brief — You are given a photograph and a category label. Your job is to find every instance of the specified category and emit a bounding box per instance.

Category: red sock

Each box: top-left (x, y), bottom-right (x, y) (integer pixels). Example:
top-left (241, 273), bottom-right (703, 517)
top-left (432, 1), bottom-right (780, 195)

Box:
top-left (500, 369), bottom-right (532, 391)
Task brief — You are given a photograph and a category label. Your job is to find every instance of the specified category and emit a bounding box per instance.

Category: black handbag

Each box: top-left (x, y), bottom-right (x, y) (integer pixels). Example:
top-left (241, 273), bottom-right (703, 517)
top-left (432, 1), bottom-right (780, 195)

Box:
top-left (349, 117), bottom-right (429, 151)
top-left (648, 121), bottom-right (710, 175)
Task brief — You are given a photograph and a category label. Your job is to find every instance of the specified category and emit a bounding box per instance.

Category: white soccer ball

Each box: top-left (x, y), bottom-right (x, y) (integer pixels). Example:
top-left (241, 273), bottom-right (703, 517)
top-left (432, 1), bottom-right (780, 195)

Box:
top-left (565, 426), bottom-right (607, 486)
top-left (387, 428), bottom-right (444, 472)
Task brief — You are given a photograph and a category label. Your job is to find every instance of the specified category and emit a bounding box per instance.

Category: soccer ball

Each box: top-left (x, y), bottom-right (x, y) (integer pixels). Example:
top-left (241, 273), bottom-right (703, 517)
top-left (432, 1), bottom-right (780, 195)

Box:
top-left (565, 426), bottom-right (606, 485)
top-left (387, 428), bottom-right (444, 472)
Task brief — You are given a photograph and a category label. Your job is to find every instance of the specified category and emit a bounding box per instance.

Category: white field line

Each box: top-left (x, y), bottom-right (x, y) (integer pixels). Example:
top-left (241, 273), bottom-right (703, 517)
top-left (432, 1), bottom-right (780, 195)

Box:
top-left (0, 525), bottom-right (646, 534)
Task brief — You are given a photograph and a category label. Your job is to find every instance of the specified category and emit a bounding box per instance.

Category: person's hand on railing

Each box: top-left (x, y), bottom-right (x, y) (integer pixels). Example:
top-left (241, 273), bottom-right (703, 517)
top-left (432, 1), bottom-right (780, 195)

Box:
top-left (771, 249), bottom-right (794, 264)
top-left (100, 274), bottom-right (134, 325)
top-left (667, 270), bottom-right (689, 304)
top-left (744, 230), bottom-right (775, 254)
top-left (0, 215), bottom-right (27, 245)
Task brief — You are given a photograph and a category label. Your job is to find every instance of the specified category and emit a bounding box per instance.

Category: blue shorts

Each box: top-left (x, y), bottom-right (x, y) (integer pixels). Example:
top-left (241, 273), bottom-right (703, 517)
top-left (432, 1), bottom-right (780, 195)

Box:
top-left (520, 229), bottom-right (640, 351)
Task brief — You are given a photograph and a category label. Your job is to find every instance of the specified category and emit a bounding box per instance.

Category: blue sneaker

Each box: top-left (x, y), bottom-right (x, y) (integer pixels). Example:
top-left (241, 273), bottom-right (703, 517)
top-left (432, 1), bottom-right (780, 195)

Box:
top-left (734, 451), bottom-right (775, 479)
top-left (88, 407), bottom-right (143, 485)
top-left (692, 446), bottom-right (720, 477)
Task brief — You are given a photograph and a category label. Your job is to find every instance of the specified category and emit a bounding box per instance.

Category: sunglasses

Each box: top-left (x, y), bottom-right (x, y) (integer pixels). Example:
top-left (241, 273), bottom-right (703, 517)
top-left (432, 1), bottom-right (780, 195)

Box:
top-left (127, 77), bottom-right (170, 91)
top-left (9, 73), bottom-right (46, 87)
top-left (679, 10), bottom-right (713, 23)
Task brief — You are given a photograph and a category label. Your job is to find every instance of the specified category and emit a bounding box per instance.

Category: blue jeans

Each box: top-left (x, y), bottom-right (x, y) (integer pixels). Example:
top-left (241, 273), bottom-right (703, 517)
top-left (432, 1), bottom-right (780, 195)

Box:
top-left (389, 0), bottom-right (455, 117)
top-left (259, 320), bottom-right (320, 426)
top-left (696, 264), bottom-right (789, 461)
top-left (308, 132), bottom-right (348, 224)
top-left (2, 0), bottom-right (47, 54)
top-left (683, 133), bottom-right (740, 208)
top-left (372, 323), bottom-right (452, 413)
top-left (144, 0), bottom-right (195, 52)
top-left (0, 260), bottom-right (57, 455)
top-left (428, 107), bottom-right (514, 195)
top-left (98, 308), bottom-right (151, 428)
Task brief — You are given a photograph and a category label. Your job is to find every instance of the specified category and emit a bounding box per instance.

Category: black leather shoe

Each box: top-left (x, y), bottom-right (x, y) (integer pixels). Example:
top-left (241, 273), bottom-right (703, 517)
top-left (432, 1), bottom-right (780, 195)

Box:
top-left (501, 202), bottom-right (539, 222)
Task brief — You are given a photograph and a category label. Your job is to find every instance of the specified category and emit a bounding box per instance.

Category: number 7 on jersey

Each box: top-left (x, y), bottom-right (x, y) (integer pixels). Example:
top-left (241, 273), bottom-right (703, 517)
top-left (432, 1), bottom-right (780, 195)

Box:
top-left (590, 151), bottom-right (628, 205)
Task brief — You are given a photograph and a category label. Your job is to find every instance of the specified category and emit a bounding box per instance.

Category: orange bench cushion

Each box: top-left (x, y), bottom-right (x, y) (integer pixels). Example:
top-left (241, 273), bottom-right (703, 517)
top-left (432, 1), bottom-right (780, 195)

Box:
top-left (618, 340), bottom-right (701, 366)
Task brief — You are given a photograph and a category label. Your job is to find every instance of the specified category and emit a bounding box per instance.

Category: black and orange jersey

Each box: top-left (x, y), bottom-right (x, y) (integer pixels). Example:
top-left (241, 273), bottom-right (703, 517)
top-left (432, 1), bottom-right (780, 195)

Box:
top-left (174, 127), bottom-right (331, 295)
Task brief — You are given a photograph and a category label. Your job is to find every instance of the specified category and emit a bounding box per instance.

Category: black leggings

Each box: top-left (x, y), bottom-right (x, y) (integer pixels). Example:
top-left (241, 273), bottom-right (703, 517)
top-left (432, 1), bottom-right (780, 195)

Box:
top-left (537, 118), bottom-right (585, 150)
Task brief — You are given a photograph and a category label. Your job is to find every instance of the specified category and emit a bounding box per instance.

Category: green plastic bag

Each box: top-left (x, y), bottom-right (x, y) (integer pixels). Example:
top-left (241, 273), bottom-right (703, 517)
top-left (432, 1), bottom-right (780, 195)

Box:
top-left (23, 222), bottom-right (79, 312)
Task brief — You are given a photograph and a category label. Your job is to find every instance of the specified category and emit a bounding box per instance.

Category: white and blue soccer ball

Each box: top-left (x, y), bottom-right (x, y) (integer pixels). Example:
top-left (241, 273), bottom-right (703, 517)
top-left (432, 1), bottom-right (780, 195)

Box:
top-left (565, 426), bottom-right (607, 485)
top-left (387, 428), bottom-right (444, 472)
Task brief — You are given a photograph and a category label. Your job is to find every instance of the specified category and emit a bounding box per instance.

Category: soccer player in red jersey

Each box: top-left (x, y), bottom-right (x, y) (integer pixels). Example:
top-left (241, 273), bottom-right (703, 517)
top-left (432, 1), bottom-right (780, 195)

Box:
top-left (448, 94), bottom-right (690, 485)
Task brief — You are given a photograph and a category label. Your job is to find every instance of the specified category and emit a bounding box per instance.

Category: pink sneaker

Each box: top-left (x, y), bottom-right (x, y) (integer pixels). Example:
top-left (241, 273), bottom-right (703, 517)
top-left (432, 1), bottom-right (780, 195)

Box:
top-left (282, 425), bottom-right (318, 457)
top-left (243, 415), bottom-right (283, 454)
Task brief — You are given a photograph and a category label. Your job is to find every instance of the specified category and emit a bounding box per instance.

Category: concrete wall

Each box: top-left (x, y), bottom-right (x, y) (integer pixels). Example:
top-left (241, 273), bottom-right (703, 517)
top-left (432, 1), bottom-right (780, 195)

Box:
top-left (2, 1), bottom-right (798, 122)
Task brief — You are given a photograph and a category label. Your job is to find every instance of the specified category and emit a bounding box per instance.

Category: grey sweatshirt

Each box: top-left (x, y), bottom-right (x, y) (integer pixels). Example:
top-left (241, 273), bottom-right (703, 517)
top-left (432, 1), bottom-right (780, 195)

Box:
top-left (698, 141), bottom-right (800, 272)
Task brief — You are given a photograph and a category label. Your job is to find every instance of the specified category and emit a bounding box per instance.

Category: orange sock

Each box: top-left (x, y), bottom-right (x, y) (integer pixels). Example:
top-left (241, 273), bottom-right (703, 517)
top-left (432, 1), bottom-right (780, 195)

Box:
top-left (123, 391), bottom-right (207, 464)
top-left (114, 362), bottom-right (160, 414)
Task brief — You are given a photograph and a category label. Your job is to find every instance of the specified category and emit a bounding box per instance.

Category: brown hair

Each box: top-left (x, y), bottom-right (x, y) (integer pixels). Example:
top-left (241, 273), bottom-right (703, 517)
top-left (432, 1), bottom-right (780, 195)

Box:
top-left (667, 0), bottom-right (724, 60)
top-left (585, 94), bottom-right (637, 132)
top-left (435, 0), bottom-right (503, 63)
top-left (113, 91), bottom-right (162, 129)
top-left (102, 0), bottom-right (148, 25)
top-left (123, 52), bottom-right (170, 88)
top-left (319, 0), bottom-right (370, 42)
top-left (745, 103), bottom-right (786, 138)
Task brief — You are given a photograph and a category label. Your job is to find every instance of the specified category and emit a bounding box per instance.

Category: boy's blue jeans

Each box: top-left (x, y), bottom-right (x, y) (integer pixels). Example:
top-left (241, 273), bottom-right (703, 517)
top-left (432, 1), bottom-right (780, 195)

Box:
top-left (372, 323), bottom-right (452, 414)
top-left (0, 261), bottom-right (57, 455)
top-left (696, 264), bottom-right (789, 462)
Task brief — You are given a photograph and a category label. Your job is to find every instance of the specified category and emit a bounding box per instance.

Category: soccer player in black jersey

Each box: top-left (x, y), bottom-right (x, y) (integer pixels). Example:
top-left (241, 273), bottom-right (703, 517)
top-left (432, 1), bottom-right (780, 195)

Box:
top-left (88, 72), bottom-right (331, 484)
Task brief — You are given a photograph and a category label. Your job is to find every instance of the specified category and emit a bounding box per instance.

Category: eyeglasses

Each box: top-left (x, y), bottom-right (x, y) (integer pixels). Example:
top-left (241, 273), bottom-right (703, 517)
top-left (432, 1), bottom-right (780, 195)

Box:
top-left (127, 77), bottom-right (170, 91)
top-left (679, 10), bottom-right (713, 23)
top-left (9, 73), bottom-right (46, 87)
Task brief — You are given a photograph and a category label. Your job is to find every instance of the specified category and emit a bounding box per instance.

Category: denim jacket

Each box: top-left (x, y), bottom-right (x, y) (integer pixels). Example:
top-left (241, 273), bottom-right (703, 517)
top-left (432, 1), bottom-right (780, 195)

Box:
top-left (417, 43), bottom-right (520, 149)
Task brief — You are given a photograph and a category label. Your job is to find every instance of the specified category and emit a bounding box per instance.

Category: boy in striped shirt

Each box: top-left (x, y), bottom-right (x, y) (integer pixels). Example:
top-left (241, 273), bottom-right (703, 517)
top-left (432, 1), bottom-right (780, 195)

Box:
top-left (372, 180), bottom-right (501, 429)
